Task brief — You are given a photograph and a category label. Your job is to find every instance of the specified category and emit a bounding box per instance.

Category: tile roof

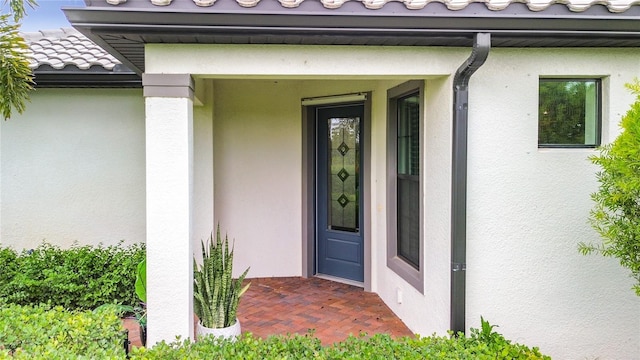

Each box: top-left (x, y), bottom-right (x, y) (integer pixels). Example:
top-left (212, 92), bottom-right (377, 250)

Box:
top-left (65, 0), bottom-right (640, 74)
top-left (102, 0), bottom-right (639, 13)
top-left (23, 28), bottom-right (121, 71)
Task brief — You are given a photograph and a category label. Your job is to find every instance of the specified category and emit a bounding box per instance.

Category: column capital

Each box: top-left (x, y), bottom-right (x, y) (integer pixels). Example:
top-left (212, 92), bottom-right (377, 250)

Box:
top-left (143, 74), bottom-right (194, 99)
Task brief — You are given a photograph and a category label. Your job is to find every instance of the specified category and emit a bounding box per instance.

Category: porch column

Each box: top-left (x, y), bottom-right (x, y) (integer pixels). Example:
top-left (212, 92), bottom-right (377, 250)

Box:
top-left (143, 74), bottom-right (195, 344)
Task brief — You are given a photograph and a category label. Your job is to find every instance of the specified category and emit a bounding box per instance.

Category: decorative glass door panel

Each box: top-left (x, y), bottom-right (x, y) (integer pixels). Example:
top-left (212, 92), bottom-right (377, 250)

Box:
top-left (316, 104), bottom-right (364, 283)
top-left (328, 117), bottom-right (359, 233)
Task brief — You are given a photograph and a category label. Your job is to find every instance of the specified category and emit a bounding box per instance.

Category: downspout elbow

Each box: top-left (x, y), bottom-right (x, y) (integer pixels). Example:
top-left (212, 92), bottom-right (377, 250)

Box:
top-left (454, 33), bottom-right (491, 89)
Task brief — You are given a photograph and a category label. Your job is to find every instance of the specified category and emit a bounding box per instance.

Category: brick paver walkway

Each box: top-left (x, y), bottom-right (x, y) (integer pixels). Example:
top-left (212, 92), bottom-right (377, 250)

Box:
top-left (124, 276), bottom-right (413, 348)
top-left (239, 277), bottom-right (413, 345)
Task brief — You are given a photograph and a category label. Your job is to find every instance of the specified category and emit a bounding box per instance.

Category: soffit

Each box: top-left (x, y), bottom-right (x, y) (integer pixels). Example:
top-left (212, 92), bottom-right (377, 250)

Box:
top-left (64, 0), bottom-right (640, 74)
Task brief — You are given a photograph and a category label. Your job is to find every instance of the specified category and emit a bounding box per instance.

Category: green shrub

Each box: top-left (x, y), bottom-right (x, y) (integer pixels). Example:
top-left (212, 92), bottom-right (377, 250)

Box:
top-left (130, 333), bottom-right (323, 360)
top-left (580, 79), bottom-right (640, 295)
top-left (0, 304), bottom-right (126, 359)
top-left (0, 241), bottom-right (145, 309)
top-left (0, 248), bottom-right (18, 303)
top-left (130, 319), bottom-right (549, 360)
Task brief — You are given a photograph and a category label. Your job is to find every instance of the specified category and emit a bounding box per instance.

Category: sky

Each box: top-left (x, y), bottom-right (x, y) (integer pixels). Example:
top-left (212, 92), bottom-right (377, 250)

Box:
top-left (3, 0), bottom-right (85, 32)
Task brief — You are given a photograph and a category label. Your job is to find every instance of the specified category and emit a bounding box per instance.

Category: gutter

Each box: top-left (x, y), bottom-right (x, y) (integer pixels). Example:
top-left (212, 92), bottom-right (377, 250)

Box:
top-left (451, 32), bottom-right (491, 334)
top-left (31, 65), bottom-right (141, 88)
top-left (32, 72), bottom-right (142, 88)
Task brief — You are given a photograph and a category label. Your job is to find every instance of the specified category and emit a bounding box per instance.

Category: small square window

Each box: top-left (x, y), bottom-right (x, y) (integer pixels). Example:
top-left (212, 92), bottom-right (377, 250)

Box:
top-left (538, 79), bottom-right (601, 147)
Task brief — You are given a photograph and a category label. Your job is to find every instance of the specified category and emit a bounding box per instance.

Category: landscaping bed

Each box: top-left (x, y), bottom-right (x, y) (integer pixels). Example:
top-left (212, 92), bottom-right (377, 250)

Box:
top-left (0, 304), bottom-right (549, 359)
top-left (0, 242), bottom-right (549, 359)
top-left (131, 326), bottom-right (550, 360)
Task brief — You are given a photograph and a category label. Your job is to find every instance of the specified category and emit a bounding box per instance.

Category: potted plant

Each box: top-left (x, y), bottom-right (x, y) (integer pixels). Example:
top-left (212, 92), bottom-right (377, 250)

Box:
top-left (193, 226), bottom-right (250, 341)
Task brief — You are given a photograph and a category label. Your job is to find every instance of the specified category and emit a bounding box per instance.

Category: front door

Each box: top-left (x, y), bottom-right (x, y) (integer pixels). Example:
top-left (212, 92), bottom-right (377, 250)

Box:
top-left (316, 103), bottom-right (364, 283)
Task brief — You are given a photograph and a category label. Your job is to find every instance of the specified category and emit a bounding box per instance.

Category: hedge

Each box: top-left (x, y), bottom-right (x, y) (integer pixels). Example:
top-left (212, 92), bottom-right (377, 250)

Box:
top-left (0, 305), bottom-right (549, 360)
top-left (130, 319), bottom-right (550, 360)
top-left (0, 241), bottom-right (145, 309)
top-left (0, 304), bottom-right (126, 359)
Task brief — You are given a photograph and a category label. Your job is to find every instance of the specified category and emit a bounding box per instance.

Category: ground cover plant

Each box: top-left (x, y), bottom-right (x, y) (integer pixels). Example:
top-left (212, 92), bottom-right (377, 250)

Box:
top-left (0, 241), bottom-right (145, 309)
top-left (0, 304), bottom-right (126, 359)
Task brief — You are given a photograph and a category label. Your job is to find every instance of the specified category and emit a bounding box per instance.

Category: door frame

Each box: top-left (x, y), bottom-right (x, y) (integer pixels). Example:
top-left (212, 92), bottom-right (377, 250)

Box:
top-left (301, 92), bottom-right (372, 291)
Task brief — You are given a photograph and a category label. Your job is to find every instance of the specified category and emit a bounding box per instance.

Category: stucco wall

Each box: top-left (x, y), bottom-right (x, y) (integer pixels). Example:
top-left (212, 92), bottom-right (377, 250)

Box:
top-left (212, 79), bottom-right (303, 277)
top-left (209, 76), bottom-right (455, 333)
top-left (466, 48), bottom-right (640, 358)
top-left (145, 44), bottom-right (639, 358)
top-left (211, 79), bottom-right (402, 279)
top-left (0, 88), bottom-right (145, 249)
top-left (369, 77), bottom-right (455, 336)
top-left (147, 47), bottom-right (467, 330)
top-left (193, 80), bottom-right (216, 257)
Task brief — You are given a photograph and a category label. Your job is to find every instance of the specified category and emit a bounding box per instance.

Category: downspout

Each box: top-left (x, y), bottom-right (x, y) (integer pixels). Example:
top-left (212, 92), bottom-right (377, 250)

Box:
top-left (451, 33), bottom-right (491, 334)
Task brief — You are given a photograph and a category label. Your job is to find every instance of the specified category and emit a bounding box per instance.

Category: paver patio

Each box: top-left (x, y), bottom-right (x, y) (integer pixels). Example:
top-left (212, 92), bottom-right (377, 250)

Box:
top-left (125, 276), bottom-right (413, 349)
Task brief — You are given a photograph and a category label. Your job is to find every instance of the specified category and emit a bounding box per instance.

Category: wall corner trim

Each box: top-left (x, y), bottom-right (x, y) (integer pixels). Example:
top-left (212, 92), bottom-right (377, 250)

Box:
top-left (143, 73), bottom-right (194, 99)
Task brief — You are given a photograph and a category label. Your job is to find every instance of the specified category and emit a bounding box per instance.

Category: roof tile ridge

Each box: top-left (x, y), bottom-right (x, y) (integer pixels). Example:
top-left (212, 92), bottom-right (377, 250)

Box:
top-left (22, 28), bottom-right (84, 43)
top-left (21, 30), bottom-right (50, 42)
top-left (522, 0), bottom-right (639, 12)
top-left (279, 0), bottom-right (639, 11)
top-left (94, 0), bottom-right (640, 12)
top-left (604, 0), bottom-right (640, 12)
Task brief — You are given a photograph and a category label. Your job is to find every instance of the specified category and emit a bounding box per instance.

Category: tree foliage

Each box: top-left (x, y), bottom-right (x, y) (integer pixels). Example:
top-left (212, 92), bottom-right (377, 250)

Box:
top-left (580, 79), bottom-right (640, 296)
top-left (0, 0), bottom-right (36, 120)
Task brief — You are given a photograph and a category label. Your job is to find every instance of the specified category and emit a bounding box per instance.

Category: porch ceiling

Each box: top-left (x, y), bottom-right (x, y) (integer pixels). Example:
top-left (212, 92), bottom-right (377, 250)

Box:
top-left (64, 1), bottom-right (640, 75)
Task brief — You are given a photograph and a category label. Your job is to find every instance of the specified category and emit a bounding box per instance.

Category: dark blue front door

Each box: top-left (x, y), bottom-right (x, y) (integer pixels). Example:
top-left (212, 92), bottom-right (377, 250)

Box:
top-left (316, 104), bottom-right (364, 283)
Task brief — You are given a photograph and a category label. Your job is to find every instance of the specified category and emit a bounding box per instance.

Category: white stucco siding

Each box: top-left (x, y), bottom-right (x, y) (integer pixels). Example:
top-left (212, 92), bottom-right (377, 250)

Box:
top-left (145, 44), bottom-right (467, 78)
top-left (212, 79), bottom-right (392, 278)
top-left (213, 79), bottom-right (303, 277)
top-left (145, 43), bottom-right (639, 357)
top-left (0, 89), bottom-right (145, 249)
top-left (371, 77), bottom-right (454, 336)
top-left (467, 48), bottom-right (640, 359)
top-left (193, 80), bottom-right (215, 257)
top-left (210, 76), bottom-right (455, 334)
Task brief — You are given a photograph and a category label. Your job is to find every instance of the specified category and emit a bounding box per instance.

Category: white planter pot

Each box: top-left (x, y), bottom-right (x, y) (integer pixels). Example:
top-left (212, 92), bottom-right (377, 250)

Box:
top-left (196, 318), bottom-right (241, 341)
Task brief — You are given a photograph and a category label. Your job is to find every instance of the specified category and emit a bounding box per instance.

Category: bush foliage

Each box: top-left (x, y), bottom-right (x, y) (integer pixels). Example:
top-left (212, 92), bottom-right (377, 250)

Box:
top-left (0, 307), bottom-right (548, 360)
top-left (0, 241), bottom-right (145, 309)
top-left (581, 79), bottom-right (640, 295)
top-left (131, 319), bottom-right (549, 360)
top-left (0, 304), bottom-right (126, 359)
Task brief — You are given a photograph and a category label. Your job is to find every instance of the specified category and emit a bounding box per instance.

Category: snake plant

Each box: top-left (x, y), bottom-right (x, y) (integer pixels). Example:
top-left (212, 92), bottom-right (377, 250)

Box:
top-left (194, 226), bottom-right (250, 329)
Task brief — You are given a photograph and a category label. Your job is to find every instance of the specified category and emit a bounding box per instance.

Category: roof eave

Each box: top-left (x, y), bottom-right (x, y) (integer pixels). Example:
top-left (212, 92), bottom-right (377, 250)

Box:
top-left (63, 3), bottom-right (640, 74)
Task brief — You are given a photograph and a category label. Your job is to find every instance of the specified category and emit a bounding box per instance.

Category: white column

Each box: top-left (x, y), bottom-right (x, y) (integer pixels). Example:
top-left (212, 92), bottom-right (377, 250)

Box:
top-left (144, 74), bottom-right (195, 344)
